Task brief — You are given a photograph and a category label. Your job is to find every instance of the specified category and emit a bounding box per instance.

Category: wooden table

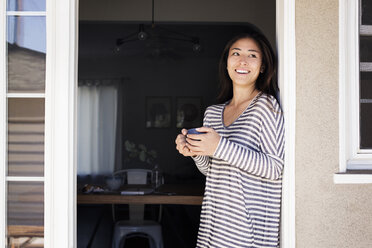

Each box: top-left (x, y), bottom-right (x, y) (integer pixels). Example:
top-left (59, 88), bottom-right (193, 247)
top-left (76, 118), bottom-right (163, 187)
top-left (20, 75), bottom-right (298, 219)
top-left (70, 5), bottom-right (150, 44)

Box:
top-left (8, 225), bottom-right (44, 237)
top-left (77, 184), bottom-right (204, 205)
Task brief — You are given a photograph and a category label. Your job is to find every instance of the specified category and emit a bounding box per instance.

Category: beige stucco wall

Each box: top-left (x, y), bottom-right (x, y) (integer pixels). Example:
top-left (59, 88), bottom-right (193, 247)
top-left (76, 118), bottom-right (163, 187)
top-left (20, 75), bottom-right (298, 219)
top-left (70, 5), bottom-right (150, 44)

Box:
top-left (296, 0), bottom-right (372, 247)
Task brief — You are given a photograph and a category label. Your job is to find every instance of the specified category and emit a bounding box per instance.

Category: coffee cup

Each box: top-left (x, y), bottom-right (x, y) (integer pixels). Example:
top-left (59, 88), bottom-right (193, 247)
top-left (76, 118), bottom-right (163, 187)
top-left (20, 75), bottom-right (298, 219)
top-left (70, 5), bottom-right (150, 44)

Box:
top-left (187, 128), bottom-right (204, 134)
top-left (187, 128), bottom-right (205, 141)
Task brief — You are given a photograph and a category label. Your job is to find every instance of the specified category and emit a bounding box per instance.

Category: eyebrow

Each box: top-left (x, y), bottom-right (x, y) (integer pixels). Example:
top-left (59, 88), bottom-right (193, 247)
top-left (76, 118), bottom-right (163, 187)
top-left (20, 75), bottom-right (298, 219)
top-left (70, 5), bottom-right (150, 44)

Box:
top-left (231, 48), bottom-right (260, 53)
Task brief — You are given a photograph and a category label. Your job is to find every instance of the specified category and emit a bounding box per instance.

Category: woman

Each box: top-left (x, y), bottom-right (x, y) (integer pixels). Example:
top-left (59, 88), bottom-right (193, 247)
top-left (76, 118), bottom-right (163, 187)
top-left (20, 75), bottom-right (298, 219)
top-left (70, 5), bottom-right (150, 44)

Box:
top-left (175, 31), bottom-right (284, 248)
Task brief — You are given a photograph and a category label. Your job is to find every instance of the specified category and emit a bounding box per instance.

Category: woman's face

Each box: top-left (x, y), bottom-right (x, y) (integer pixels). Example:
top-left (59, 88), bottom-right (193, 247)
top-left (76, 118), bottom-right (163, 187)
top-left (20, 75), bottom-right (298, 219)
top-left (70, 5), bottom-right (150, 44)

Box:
top-left (227, 37), bottom-right (263, 89)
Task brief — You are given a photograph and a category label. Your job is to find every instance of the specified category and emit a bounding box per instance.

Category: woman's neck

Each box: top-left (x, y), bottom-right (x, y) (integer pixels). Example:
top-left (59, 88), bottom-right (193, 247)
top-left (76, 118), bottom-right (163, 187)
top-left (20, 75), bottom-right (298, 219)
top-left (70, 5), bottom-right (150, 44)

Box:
top-left (230, 86), bottom-right (258, 107)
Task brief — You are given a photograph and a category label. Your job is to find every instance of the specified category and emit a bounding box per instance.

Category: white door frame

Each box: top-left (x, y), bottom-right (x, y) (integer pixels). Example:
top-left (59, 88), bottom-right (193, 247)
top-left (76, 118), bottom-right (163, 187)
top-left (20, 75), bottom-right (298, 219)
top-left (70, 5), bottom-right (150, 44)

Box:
top-left (0, 0), bottom-right (295, 247)
top-left (277, 0), bottom-right (296, 247)
top-left (44, 0), bottom-right (79, 247)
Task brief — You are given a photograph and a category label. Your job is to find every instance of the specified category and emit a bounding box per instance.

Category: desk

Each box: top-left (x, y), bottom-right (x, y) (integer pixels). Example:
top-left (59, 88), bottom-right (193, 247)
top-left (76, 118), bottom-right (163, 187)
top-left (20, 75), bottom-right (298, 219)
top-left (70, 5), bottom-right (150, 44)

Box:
top-left (77, 184), bottom-right (204, 205)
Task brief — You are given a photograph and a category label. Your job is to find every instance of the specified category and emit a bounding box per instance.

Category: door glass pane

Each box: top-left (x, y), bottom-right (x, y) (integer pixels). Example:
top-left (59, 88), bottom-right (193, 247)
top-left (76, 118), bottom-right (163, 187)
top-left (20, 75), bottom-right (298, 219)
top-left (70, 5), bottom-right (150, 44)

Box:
top-left (7, 0), bottom-right (46, 11)
top-left (8, 98), bottom-right (44, 177)
top-left (361, 0), bottom-right (372, 25)
top-left (7, 181), bottom-right (44, 247)
top-left (359, 36), bottom-right (372, 62)
top-left (7, 16), bottom-right (46, 93)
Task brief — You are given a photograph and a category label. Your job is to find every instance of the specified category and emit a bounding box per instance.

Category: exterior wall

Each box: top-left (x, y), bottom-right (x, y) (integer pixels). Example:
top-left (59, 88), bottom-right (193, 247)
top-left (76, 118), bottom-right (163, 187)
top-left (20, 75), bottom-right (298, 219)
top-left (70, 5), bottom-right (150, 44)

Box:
top-left (296, 0), bottom-right (372, 247)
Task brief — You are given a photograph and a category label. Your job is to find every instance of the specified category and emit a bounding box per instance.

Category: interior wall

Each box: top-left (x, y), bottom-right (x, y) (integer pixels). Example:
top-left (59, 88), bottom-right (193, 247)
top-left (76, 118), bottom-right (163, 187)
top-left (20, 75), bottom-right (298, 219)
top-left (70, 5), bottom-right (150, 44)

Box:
top-left (78, 23), bottom-right (262, 182)
top-left (79, 0), bottom-right (276, 46)
top-left (78, 1), bottom-right (276, 182)
top-left (296, 0), bottom-right (372, 247)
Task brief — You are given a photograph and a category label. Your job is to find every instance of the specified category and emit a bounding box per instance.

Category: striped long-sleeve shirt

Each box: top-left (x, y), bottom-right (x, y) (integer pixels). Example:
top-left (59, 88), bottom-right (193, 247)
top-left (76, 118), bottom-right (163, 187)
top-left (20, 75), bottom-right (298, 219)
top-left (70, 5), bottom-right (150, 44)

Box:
top-left (193, 92), bottom-right (284, 248)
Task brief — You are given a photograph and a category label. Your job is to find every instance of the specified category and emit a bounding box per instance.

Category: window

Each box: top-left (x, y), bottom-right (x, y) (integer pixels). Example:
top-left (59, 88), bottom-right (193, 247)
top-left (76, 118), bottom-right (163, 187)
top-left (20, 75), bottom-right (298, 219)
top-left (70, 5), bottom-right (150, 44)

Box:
top-left (337, 0), bottom-right (372, 181)
top-left (2, 0), bottom-right (46, 246)
top-left (359, 1), bottom-right (372, 151)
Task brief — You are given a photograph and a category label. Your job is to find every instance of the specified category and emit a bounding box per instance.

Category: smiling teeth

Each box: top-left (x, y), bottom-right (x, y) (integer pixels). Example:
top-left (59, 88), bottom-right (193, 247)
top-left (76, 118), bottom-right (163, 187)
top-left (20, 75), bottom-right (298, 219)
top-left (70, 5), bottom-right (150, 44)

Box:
top-left (236, 69), bottom-right (248, 74)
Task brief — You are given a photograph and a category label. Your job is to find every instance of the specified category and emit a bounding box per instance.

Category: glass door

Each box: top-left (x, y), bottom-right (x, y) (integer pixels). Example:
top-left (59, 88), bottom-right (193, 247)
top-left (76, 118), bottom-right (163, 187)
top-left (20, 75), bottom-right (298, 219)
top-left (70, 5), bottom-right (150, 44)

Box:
top-left (4, 0), bottom-right (46, 247)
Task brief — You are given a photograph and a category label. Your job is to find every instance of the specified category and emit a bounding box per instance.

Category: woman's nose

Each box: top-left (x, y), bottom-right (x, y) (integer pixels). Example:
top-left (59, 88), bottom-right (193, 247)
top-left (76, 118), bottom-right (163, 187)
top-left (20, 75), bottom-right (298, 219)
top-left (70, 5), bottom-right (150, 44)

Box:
top-left (239, 56), bottom-right (248, 65)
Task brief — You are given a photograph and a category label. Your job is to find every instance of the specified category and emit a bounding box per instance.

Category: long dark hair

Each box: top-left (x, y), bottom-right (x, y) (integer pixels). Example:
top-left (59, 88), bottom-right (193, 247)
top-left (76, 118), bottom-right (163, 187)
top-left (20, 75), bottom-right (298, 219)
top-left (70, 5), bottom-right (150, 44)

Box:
top-left (217, 31), bottom-right (278, 104)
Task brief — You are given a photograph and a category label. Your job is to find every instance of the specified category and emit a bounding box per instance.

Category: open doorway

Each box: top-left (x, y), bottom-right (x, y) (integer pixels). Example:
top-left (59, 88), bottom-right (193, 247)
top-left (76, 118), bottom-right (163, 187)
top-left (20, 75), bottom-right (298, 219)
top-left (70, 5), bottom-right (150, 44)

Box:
top-left (76, 1), bottom-right (276, 247)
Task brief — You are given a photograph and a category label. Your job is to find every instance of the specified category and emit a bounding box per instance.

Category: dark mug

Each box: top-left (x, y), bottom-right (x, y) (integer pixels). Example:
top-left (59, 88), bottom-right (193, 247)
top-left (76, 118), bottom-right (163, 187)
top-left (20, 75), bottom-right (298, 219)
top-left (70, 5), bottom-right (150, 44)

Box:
top-left (187, 128), bottom-right (205, 134)
top-left (187, 128), bottom-right (205, 141)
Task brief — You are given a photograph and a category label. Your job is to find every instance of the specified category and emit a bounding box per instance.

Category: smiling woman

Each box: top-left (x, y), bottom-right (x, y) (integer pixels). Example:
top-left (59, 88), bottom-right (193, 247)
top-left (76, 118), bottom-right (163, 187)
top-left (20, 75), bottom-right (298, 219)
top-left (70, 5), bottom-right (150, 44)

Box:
top-left (175, 30), bottom-right (283, 248)
top-left (217, 32), bottom-right (277, 105)
top-left (227, 38), bottom-right (263, 89)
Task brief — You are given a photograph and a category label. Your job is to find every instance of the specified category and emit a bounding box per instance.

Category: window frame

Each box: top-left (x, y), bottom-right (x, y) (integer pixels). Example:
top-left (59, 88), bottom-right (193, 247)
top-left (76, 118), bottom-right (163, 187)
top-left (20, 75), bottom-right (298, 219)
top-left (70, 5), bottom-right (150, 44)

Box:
top-left (336, 0), bottom-right (372, 183)
top-left (1, 1), bottom-right (48, 247)
top-left (0, 0), bottom-right (6, 246)
top-left (0, 0), bottom-right (78, 247)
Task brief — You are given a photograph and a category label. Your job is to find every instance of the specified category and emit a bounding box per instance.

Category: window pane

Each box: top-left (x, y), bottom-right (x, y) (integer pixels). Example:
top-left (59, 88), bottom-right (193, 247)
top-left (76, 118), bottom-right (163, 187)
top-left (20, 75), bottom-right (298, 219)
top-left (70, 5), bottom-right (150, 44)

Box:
top-left (360, 103), bottom-right (372, 149)
top-left (360, 72), bottom-right (372, 99)
top-left (7, 16), bottom-right (46, 93)
top-left (361, 0), bottom-right (372, 25)
top-left (7, 0), bottom-right (46, 11)
top-left (8, 98), bottom-right (44, 177)
top-left (359, 36), bottom-right (372, 62)
top-left (7, 181), bottom-right (44, 247)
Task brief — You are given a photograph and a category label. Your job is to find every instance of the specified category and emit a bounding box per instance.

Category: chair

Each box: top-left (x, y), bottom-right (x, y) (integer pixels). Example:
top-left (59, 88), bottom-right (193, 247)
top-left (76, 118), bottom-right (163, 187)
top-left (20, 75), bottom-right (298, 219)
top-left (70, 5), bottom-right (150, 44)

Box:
top-left (111, 169), bottom-right (163, 248)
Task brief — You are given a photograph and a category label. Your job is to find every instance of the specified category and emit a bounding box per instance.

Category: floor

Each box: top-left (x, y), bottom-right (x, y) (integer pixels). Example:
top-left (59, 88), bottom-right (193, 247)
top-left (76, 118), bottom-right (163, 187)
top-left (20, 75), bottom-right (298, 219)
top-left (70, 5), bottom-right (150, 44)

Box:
top-left (78, 204), bottom-right (201, 248)
top-left (122, 236), bottom-right (150, 248)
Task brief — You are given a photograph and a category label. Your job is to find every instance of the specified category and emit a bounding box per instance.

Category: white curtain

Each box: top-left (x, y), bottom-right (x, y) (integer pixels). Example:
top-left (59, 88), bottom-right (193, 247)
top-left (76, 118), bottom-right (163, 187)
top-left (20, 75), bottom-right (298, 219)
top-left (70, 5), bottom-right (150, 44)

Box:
top-left (77, 84), bottom-right (117, 175)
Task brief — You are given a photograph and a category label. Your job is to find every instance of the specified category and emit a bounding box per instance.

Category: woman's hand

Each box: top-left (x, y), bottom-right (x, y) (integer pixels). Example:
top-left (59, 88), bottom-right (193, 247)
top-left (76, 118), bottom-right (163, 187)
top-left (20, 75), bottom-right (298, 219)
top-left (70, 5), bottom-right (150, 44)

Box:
top-left (186, 127), bottom-right (221, 156)
top-left (175, 129), bottom-right (197, 157)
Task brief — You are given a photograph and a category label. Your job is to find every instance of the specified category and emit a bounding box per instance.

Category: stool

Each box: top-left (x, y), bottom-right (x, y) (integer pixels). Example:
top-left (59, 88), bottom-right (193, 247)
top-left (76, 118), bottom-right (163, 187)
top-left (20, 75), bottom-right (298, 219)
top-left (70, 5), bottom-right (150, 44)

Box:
top-left (112, 220), bottom-right (163, 248)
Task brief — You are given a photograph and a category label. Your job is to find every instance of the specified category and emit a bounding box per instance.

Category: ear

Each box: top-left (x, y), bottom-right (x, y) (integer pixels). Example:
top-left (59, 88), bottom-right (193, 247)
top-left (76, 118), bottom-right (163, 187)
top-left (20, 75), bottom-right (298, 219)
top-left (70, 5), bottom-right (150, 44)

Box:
top-left (260, 65), bottom-right (265, 73)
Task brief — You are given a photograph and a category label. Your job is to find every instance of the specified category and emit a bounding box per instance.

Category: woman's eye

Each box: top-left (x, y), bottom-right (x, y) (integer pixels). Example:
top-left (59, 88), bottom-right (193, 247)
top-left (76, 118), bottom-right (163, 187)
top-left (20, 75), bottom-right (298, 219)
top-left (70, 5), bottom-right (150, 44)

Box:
top-left (232, 52), bottom-right (239, 56)
top-left (248, 54), bottom-right (257, 58)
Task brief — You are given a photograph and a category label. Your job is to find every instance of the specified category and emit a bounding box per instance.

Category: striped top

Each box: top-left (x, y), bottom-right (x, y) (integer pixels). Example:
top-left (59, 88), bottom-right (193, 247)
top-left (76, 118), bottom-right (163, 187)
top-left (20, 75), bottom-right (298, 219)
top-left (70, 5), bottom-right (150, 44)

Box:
top-left (193, 92), bottom-right (284, 248)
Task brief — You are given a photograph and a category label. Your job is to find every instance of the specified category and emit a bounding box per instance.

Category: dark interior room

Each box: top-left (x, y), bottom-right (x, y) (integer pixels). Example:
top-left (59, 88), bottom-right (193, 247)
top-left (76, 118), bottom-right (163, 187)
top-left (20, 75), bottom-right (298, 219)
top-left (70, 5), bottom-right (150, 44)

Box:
top-left (77, 21), bottom-right (258, 248)
top-left (76, 1), bottom-right (275, 247)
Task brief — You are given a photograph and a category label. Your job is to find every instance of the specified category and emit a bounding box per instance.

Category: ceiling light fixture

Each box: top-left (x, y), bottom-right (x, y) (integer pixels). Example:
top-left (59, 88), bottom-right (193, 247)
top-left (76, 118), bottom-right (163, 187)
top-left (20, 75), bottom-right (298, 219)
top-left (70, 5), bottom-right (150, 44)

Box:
top-left (116, 0), bottom-right (202, 53)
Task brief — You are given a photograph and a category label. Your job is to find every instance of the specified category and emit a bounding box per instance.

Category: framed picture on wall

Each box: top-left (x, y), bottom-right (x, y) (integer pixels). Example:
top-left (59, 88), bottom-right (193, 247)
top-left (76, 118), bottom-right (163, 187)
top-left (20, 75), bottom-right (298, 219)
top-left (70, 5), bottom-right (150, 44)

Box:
top-left (145, 96), bottom-right (171, 128)
top-left (176, 97), bottom-right (203, 129)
